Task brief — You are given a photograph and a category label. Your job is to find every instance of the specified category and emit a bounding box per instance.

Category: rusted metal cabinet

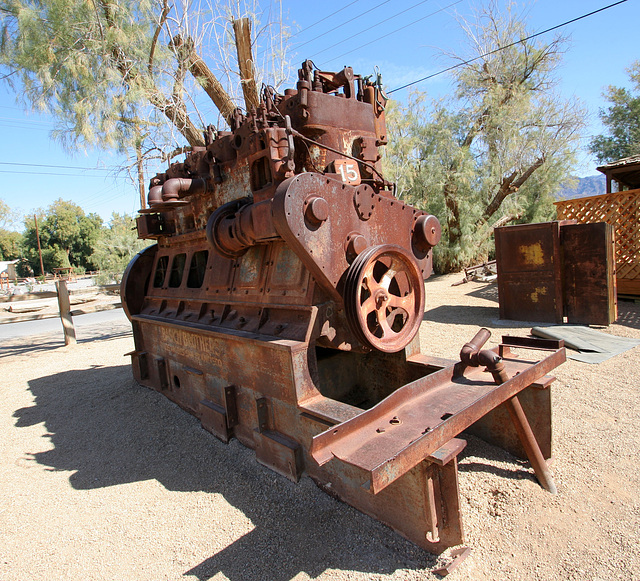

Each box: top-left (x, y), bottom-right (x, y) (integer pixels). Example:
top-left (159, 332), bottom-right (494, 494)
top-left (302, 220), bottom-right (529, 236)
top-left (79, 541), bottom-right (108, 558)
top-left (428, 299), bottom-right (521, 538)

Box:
top-left (495, 221), bottom-right (617, 325)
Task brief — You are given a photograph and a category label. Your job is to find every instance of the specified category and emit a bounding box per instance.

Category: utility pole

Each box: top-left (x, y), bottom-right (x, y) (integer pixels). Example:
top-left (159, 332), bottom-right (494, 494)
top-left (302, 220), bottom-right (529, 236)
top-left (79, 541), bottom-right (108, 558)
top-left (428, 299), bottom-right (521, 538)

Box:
top-left (34, 214), bottom-right (45, 278)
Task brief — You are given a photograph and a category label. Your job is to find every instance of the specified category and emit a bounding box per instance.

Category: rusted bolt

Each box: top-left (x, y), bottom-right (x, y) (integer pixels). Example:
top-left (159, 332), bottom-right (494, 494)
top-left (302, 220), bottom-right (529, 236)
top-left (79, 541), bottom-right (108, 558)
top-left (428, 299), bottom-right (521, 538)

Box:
top-left (304, 196), bottom-right (329, 225)
top-left (346, 234), bottom-right (367, 258)
top-left (413, 214), bottom-right (442, 251)
top-left (374, 288), bottom-right (388, 308)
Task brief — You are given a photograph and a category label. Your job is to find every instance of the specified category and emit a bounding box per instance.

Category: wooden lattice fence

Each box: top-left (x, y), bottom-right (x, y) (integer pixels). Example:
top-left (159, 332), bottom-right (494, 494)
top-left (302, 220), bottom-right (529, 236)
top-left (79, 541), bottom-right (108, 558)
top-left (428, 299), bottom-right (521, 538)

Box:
top-left (555, 189), bottom-right (640, 295)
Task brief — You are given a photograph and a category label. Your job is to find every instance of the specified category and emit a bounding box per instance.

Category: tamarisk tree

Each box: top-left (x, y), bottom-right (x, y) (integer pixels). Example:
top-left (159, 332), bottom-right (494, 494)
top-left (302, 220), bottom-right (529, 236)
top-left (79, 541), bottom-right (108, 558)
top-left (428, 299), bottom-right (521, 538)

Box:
top-left (384, 5), bottom-right (585, 272)
top-left (0, 1), bottom-right (290, 157)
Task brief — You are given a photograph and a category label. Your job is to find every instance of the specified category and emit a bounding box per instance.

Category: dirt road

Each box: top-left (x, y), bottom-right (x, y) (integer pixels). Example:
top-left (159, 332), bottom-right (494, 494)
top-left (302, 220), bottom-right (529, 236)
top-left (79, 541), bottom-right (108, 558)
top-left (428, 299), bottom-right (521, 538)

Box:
top-left (1, 274), bottom-right (638, 580)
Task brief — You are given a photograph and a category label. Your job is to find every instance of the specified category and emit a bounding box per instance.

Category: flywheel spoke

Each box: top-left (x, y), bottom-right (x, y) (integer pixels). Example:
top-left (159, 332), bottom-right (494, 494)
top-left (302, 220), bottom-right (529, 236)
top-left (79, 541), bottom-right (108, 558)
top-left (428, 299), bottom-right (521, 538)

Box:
top-left (386, 293), bottom-right (414, 312)
top-left (377, 310), bottom-right (394, 338)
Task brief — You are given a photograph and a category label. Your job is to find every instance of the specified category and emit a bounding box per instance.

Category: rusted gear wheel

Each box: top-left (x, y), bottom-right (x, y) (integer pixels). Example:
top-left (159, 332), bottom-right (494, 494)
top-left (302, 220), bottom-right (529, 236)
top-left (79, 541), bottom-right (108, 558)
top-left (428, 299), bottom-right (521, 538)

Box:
top-left (344, 244), bottom-right (425, 353)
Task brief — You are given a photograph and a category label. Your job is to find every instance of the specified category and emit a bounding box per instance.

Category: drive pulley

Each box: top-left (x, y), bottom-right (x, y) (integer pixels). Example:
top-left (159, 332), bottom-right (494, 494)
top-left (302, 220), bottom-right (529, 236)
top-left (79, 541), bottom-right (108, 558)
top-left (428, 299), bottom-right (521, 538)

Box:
top-left (344, 244), bottom-right (425, 353)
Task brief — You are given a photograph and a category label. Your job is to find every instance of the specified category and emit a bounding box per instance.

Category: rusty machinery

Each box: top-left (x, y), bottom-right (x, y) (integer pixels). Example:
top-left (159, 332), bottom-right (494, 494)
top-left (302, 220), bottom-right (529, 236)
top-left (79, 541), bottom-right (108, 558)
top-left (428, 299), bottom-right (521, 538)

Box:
top-left (122, 60), bottom-right (566, 553)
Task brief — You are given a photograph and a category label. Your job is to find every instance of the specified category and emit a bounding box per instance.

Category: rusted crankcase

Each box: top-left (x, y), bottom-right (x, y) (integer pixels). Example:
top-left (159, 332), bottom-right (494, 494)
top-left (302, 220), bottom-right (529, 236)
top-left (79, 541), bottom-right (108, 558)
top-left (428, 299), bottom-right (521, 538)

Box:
top-left (200, 170), bottom-right (441, 352)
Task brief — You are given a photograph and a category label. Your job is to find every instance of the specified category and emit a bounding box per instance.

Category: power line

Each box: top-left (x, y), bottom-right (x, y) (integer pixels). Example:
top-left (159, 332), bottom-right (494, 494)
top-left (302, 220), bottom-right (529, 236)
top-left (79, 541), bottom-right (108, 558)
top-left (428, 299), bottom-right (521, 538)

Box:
top-left (256, 0), bottom-right (366, 59)
top-left (388, 0), bottom-right (629, 94)
top-left (290, 0), bottom-right (365, 40)
top-left (0, 115), bottom-right (53, 126)
top-left (0, 122), bottom-right (51, 132)
top-left (0, 169), bottom-right (128, 178)
top-left (319, 0), bottom-right (463, 67)
top-left (308, 0), bottom-right (434, 61)
top-left (292, 0), bottom-right (393, 53)
top-left (0, 161), bottom-right (116, 172)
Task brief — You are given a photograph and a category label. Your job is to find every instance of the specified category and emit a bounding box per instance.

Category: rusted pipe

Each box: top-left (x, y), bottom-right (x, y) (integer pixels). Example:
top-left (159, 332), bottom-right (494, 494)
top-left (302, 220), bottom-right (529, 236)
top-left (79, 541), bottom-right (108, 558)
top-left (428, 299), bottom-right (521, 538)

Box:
top-left (161, 177), bottom-right (207, 202)
top-left (460, 329), bottom-right (556, 492)
top-left (148, 185), bottom-right (164, 206)
top-left (460, 328), bottom-right (491, 367)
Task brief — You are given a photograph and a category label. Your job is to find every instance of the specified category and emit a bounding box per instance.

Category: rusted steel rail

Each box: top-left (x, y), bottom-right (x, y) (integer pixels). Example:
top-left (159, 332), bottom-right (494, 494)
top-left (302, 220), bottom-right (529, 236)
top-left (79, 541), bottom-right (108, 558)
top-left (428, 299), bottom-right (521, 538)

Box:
top-left (122, 60), bottom-right (566, 555)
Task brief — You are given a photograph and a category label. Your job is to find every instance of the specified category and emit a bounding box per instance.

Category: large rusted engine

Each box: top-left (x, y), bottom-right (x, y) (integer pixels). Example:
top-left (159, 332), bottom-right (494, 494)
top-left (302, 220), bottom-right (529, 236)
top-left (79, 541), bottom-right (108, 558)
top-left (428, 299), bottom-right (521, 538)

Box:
top-left (122, 61), bottom-right (565, 555)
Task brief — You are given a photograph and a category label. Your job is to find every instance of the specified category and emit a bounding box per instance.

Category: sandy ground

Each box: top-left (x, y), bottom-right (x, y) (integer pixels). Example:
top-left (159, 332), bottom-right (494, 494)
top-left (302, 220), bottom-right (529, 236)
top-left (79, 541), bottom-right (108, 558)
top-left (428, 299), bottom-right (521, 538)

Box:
top-left (1, 273), bottom-right (639, 581)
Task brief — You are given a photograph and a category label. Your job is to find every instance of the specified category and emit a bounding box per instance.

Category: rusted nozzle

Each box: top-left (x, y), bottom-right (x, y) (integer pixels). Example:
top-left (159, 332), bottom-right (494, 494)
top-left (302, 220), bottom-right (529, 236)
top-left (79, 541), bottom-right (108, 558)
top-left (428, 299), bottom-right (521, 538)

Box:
top-left (460, 328), bottom-right (491, 367)
top-left (460, 328), bottom-right (509, 383)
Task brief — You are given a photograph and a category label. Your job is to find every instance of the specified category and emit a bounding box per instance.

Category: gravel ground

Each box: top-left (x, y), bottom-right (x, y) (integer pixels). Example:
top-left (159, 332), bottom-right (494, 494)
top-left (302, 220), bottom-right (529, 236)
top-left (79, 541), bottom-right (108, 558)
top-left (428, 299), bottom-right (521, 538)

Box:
top-left (1, 273), bottom-right (639, 581)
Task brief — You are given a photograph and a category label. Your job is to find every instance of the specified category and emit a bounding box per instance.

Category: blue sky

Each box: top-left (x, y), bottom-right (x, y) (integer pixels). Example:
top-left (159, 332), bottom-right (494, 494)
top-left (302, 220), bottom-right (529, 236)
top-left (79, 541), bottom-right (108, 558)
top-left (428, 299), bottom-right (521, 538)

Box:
top-left (0, 0), bottom-right (636, 229)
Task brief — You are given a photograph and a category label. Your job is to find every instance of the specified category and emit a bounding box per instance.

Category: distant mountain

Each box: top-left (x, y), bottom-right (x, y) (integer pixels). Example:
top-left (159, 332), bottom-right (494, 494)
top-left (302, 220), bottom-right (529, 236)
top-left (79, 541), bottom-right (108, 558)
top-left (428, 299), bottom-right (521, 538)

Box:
top-left (554, 174), bottom-right (606, 200)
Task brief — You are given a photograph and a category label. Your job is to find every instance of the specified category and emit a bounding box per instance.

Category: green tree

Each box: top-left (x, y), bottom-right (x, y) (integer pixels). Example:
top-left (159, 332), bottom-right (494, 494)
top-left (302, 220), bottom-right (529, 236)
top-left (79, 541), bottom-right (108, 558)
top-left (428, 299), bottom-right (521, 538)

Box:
top-left (0, 0), bottom-right (290, 157)
top-left (0, 229), bottom-right (22, 260)
top-left (91, 213), bottom-right (151, 281)
top-left (0, 198), bottom-right (22, 260)
top-left (589, 61), bottom-right (640, 164)
top-left (384, 5), bottom-right (585, 272)
top-left (21, 200), bottom-right (102, 274)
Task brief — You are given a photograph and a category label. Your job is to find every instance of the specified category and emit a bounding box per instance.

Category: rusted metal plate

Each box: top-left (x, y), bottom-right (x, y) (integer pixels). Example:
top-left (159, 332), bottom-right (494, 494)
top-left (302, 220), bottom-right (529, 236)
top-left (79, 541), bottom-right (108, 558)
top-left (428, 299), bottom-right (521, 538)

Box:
top-left (311, 340), bottom-right (565, 494)
top-left (272, 173), bottom-right (433, 298)
top-left (495, 220), bottom-right (617, 325)
top-left (467, 382), bottom-right (553, 461)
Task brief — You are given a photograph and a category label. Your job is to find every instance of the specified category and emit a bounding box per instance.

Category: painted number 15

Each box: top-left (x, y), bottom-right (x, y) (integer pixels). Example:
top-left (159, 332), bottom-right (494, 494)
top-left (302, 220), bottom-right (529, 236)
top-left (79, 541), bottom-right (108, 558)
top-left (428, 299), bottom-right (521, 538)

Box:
top-left (335, 159), bottom-right (361, 185)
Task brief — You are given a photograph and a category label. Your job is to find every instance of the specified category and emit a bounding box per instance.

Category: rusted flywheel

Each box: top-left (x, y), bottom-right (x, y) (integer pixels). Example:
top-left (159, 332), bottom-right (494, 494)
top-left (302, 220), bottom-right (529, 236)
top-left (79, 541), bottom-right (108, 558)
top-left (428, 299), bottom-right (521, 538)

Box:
top-left (344, 244), bottom-right (425, 353)
top-left (205, 197), bottom-right (252, 259)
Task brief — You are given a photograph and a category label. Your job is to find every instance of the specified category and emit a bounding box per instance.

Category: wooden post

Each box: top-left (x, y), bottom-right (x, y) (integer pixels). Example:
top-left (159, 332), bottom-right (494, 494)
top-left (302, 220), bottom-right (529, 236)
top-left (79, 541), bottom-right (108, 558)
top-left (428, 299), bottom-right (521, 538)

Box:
top-left (232, 18), bottom-right (260, 112)
top-left (56, 279), bottom-right (77, 346)
top-left (34, 214), bottom-right (45, 278)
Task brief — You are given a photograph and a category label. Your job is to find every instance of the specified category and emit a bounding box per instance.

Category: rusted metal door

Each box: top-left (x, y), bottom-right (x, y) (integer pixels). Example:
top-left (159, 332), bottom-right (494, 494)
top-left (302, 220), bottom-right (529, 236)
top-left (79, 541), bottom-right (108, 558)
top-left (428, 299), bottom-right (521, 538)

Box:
top-left (495, 221), bottom-right (565, 323)
top-left (495, 221), bottom-right (617, 325)
top-left (562, 222), bottom-right (617, 325)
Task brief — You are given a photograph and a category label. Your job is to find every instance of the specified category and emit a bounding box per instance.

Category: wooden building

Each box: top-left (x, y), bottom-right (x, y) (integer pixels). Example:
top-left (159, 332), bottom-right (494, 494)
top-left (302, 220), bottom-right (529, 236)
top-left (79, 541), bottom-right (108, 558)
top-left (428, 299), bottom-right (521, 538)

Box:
top-left (555, 155), bottom-right (640, 296)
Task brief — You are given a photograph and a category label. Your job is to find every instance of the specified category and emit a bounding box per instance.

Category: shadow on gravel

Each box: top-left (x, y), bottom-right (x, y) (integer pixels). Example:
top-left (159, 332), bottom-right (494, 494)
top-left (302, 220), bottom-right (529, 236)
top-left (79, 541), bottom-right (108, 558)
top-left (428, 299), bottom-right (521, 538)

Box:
top-left (0, 335), bottom-right (64, 358)
top-left (14, 365), bottom-right (434, 580)
top-left (423, 304), bottom-right (499, 325)
top-left (617, 299), bottom-right (640, 330)
top-left (465, 283), bottom-right (500, 304)
top-left (0, 329), bottom-right (131, 359)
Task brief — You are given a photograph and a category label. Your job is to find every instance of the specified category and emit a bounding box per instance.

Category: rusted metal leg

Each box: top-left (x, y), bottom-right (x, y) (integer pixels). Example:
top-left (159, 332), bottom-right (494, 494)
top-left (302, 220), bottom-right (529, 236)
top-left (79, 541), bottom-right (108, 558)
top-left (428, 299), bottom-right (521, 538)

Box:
top-left (504, 395), bottom-right (557, 494)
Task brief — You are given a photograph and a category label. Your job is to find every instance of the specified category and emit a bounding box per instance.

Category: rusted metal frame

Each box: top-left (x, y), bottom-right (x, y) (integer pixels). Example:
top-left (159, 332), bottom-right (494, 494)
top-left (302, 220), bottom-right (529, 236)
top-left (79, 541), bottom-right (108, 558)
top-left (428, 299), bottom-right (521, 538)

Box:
top-left (311, 344), bottom-right (565, 494)
top-left (131, 300), bottom-right (318, 346)
top-left (551, 220), bottom-right (564, 323)
top-left (200, 385), bottom-right (238, 444)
